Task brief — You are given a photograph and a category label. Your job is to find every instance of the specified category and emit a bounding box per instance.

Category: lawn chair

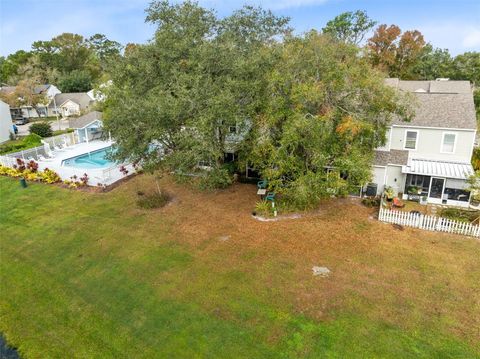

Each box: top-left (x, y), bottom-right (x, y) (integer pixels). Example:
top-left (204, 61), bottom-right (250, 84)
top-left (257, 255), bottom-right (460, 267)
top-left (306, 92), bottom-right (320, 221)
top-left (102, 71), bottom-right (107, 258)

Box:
top-left (38, 155), bottom-right (52, 162)
top-left (392, 197), bottom-right (405, 208)
top-left (257, 179), bottom-right (267, 189)
top-left (265, 192), bottom-right (275, 201)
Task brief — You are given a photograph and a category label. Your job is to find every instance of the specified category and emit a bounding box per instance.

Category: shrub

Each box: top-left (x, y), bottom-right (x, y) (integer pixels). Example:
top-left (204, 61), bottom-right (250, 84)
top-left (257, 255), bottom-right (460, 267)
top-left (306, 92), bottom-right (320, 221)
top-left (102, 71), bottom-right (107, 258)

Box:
top-left (22, 133), bottom-right (42, 146)
top-left (281, 171), bottom-right (349, 210)
top-left (40, 168), bottom-right (61, 184)
top-left (362, 197), bottom-right (380, 208)
top-left (472, 147), bottom-right (480, 171)
top-left (26, 160), bottom-right (39, 173)
top-left (254, 200), bottom-right (272, 216)
top-left (440, 208), bottom-right (479, 223)
top-left (137, 191), bottom-right (170, 209)
top-left (198, 168), bottom-right (232, 190)
top-left (29, 122), bottom-right (53, 138)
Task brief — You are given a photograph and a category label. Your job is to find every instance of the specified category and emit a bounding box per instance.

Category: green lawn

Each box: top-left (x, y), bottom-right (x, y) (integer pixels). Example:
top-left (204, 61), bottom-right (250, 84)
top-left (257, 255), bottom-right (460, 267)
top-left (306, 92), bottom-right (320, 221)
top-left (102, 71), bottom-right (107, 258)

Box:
top-left (1, 175), bottom-right (479, 358)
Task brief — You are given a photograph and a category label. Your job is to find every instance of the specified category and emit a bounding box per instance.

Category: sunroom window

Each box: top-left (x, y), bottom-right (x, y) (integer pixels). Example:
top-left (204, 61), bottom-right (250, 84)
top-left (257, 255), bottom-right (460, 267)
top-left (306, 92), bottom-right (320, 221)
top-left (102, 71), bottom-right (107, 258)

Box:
top-left (442, 133), bottom-right (456, 153)
top-left (405, 131), bottom-right (418, 150)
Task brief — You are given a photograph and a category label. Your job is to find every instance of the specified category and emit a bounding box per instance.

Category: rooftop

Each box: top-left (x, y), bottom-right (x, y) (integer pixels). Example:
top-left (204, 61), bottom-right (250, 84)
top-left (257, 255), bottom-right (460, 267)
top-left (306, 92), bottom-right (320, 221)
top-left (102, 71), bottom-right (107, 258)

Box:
top-left (50, 92), bottom-right (93, 108)
top-left (69, 111), bottom-right (103, 129)
top-left (374, 149), bottom-right (409, 166)
top-left (386, 79), bottom-right (476, 130)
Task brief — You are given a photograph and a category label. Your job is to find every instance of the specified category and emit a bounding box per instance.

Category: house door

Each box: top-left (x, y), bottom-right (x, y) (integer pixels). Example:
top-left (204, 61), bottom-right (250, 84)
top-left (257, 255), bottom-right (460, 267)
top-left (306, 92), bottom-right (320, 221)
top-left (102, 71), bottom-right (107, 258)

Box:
top-left (428, 177), bottom-right (445, 204)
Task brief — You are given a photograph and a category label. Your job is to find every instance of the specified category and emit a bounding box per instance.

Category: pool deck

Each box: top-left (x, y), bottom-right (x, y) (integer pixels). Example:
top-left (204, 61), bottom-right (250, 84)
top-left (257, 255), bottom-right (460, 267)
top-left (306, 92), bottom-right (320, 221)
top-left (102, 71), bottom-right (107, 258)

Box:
top-left (37, 140), bottom-right (134, 186)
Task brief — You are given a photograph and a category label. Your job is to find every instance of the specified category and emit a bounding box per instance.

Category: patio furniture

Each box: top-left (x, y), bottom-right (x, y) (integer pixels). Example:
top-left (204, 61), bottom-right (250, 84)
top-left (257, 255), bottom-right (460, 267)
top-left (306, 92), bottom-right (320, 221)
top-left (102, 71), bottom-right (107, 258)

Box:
top-left (38, 155), bottom-right (52, 162)
top-left (257, 180), bottom-right (267, 189)
top-left (257, 188), bottom-right (267, 196)
top-left (392, 197), bottom-right (405, 208)
top-left (265, 192), bottom-right (275, 201)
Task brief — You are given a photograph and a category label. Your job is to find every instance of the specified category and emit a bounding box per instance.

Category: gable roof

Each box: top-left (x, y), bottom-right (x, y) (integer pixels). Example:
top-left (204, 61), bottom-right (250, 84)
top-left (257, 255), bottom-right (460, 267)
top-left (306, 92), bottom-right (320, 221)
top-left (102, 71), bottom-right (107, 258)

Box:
top-left (386, 79), bottom-right (476, 130)
top-left (69, 111), bottom-right (102, 129)
top-left (50, 93), bottom-right (93, 109)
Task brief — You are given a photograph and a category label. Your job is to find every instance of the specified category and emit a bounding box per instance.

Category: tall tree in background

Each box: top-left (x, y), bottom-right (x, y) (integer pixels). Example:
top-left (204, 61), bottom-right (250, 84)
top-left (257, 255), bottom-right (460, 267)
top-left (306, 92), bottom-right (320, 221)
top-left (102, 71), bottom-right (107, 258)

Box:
top-left (87, 34), bottom-right (122, 70)
top-left (322, 10), bottom-right (376, 45)
top-left (0, 50), bottom-right (32, 84)
top-left (367, 24), bottom-right (425, 79)
top-left (451, 52), bottom-right (480, 85)
top-left (57, 69), bottom-right (93, 92)
top-left (410, 44), bottom-right (453, 80)
top-left (1, 32), bottom-right (119, 86)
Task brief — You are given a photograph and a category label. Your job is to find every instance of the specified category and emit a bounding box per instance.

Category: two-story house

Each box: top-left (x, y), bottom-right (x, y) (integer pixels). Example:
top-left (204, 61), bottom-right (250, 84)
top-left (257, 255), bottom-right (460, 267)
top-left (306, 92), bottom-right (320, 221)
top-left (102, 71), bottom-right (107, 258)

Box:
top-left (372, 78), bottom-right (476, 207)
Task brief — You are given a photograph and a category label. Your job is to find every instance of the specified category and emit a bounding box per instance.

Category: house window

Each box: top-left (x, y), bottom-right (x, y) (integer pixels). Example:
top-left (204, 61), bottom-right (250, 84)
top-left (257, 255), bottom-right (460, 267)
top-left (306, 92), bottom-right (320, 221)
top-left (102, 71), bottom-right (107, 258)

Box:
top-left (229, 126), bottom-right (237, 134)
top-left (406, 174), bottom-right (430, 193)
top-left (441, 133), bottom-right (456, 153)
top-left (404, 130), bottom-right (418, 150)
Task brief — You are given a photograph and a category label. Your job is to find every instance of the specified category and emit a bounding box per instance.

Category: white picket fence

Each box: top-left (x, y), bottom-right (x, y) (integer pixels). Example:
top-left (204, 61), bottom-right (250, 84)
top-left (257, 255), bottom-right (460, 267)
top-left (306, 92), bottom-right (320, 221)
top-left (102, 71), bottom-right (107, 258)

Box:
top-left (379, 207), bottom-right (480, 238)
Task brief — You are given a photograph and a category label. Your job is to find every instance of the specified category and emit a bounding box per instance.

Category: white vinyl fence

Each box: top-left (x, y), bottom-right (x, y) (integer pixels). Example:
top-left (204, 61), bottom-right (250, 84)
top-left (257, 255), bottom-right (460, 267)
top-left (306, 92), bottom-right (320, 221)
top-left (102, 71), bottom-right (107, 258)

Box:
top-left (379, 207), bottom-right (480, 238)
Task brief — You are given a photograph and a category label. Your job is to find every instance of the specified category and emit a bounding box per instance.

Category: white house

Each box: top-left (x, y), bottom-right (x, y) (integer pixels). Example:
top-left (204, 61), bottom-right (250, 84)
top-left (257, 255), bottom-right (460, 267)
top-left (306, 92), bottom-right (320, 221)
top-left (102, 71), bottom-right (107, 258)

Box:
top-left (0, 84), bottom-right (61, 118)
top-left (0, 100), bottom-right (14, 143)
top-left (69, 111), bottom-right (103, 143)
top-left (372, 78), bottom-right (476, 207)
top-left (87, 80), bottom-right (112, 102)
top-left (49, 93), bottom-right (94, 117)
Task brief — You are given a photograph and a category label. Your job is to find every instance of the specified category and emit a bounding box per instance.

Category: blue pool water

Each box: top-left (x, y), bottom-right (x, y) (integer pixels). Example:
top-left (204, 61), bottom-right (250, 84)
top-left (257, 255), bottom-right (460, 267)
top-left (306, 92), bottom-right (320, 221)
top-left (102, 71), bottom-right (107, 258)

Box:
top-left (62, 147), bottom-right (115, 169)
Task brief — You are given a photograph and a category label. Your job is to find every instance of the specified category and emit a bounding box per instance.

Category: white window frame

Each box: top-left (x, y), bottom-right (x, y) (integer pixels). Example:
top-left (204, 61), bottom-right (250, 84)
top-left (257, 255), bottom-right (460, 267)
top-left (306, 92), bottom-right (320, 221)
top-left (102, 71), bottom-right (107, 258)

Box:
top-left (403, 130), bottom-right (419, 151)
top-left (440, 132), bottom-right (457, 154)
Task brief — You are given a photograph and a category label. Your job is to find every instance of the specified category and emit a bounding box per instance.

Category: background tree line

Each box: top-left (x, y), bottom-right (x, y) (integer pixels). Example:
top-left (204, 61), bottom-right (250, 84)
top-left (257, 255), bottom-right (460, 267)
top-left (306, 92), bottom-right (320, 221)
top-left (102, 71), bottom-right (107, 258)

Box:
top-left (0, 33), bottom-right (122, 92)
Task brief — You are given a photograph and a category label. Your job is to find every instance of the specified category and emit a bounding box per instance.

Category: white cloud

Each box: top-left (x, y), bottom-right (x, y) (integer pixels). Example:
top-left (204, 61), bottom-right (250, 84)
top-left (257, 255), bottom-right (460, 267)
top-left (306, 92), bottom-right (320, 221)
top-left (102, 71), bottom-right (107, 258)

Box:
top-left (417, 22), bottom-right (480, 55)
top-left (462, 28), bottom-right (480, 48)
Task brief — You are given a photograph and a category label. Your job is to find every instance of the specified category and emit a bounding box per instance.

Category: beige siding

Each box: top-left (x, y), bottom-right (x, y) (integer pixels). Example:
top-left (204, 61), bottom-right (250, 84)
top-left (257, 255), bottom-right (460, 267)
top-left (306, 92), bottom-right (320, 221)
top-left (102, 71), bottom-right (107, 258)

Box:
top-left (372, 166), bottom-right (386, 194)
top-left (385, 165), bottom-right (405, 195)
top-left (389, 126), bottom-right (475, 162)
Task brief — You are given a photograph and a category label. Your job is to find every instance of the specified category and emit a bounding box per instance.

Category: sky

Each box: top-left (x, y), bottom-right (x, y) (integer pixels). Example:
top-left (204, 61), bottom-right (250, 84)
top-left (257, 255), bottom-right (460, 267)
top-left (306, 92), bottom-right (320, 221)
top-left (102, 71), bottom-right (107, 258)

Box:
top-left (1, 0), bottom-right (479, 56)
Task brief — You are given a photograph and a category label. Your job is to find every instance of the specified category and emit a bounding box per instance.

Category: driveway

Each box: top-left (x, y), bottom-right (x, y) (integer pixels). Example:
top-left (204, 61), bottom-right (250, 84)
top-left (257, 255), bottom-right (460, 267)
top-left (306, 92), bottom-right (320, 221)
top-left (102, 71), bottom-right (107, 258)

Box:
top-left (17, 118), bottom-right (70, 136)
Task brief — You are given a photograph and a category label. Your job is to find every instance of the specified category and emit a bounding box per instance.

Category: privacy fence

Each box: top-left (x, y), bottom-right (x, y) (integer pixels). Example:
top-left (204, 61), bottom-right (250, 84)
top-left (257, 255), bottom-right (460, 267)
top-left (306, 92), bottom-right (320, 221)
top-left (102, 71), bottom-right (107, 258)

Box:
top-left (379, 207), bottom-right (480, 238)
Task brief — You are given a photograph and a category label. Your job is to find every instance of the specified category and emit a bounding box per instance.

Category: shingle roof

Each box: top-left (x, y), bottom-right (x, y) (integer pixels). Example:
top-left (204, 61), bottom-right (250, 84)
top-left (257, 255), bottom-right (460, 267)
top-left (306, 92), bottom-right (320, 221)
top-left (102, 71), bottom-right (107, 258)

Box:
top-left (0, 86), bottom-right (16, 95)
top-left (386, 78), bottom-right (476, 130)
top-left (374, 149), bottom-right (409, 166)
top-left (50, 93), bottom-right (93, 109)
top-left (34, 84), bottom-right (51, 94)
top-left (69, 111), bottom-right (103, 129)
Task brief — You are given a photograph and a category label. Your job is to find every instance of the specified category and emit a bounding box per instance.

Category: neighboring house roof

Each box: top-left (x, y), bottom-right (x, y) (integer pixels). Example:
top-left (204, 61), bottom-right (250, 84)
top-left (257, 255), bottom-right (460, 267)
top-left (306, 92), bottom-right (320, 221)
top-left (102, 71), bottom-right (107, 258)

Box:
top-left (0, 86), bottom-right (16, 95)
top-left (69, 111), bottom-right (103, 129)
top-left (374, 149), bottom-right (409, 166)
top-left (386, 79), bottom-right (477, 130)
top-left (50, 93), bottom-right (93, 109)
top-left (403, 158), bottom-right (474, 180)
top-left (1, 84), bottom-right (59, 96)
top-left (34, 84), bottom-right (51, 94)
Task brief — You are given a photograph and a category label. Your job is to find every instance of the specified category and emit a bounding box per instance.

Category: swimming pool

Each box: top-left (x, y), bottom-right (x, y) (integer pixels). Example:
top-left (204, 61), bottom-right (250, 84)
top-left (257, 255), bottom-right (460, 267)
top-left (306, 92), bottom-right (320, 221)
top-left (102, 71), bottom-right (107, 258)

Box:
top-left (62, 147), bottom-right (116, 169)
